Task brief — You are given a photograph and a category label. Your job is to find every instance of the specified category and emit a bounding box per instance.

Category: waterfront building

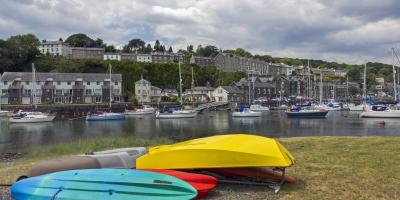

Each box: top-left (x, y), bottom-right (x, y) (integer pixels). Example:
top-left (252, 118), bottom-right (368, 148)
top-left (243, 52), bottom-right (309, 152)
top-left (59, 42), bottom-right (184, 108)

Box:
top-left (121, 53), bottom-right (136, 61)
top-left (212, 86), bottom-right (244, 107)
top-left (134, 77), bottom-right (162, 103)
top-left (233, 77), bottom-right (276, 102)
top-left (0, 72), bottom-right (122, 105)
top-left (38, 40), bottom-right (71, 57)
top-left (184, 86), bottom-right (215, 103)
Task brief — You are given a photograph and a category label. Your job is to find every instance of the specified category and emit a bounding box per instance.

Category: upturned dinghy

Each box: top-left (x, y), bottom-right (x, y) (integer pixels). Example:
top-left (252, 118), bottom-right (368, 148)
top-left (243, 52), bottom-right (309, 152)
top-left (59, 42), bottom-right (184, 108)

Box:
top-left (12, 169), bottom-right (197, 200)
top-left (142, 169), bottom-right (217, 199)
top-left (136, 134), bottom-right (294, 169)
top-left (25, 147), bottom-right (148, 178)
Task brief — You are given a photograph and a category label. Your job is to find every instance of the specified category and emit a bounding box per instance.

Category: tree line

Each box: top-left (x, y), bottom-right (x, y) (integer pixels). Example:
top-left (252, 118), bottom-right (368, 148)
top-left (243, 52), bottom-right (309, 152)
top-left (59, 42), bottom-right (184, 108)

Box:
top-left (0, 33), bottom-right (397, 94)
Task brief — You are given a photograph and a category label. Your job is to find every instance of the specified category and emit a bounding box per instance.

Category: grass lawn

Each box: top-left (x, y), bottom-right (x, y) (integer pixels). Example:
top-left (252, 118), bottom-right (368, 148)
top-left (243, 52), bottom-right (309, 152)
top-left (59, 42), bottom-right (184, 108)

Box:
top-left (1, 136), bottom-right (400, 199)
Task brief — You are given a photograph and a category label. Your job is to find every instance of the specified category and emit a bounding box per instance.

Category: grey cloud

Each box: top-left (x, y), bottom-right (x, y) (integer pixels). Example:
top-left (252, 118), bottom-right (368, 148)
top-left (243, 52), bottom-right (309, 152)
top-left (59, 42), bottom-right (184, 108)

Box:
top-left (0, 0), bottom-right (399, 64)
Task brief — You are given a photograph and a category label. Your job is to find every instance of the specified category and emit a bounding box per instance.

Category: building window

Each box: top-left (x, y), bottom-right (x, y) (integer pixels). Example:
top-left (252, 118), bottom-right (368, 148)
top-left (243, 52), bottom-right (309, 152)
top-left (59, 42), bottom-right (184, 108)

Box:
top-left (55, 89), bottom-right (62, 95)
top-left (25, 81), bottom-right (29, 85)
top-left (3, 81), bottom-right (8, 85)
top-left (69, 89), bottom-right (73, 95)
top-left (55, 97), bottom-right (62, 103)
top-left (67, 81), bottom-right (71, 85)
top-left (138, 90), bottom-right (140, 94)
top-left (2, 89), bottom-right (7, 95)
top-left (87, 81), bottom-right (90, 85)
top-left (95, 96), bottom-right (102, 103)
top-left (97, 82), bottom-right (100, 85)
top-left (115, 82), bottom-right (118, 85)
top-left (57, 81), bottom-right (61, 85)
top-left (85, 89), bottom-right (92, 95)
top-left (113, 96), bottom-right (120, 102)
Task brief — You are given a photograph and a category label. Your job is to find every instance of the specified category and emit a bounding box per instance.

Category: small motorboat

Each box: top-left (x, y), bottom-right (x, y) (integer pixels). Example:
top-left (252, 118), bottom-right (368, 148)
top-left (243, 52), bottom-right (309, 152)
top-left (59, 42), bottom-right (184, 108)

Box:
top-left (360, 105), bottom-right (400, 118)
top-left (232, 106), bottom-right (262, 117)
top-left (285, 106), bottom-right (329, 118)
top-left (125, 105), bottom-right (156, 115)
top-left (86, 111), bottom-right (125, 121)
top-left (12, 169), bottom-right (197, 200)
top-left (9, 112), bottom-right (55, 123)
top-left (249, 104), bottom-right (270, 112)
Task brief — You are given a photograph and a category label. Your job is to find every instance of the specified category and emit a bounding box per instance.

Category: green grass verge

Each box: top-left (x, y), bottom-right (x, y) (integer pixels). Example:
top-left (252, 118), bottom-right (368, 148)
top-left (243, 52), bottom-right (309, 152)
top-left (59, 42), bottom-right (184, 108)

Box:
top-left (1, 136), bottom-right (400, 199)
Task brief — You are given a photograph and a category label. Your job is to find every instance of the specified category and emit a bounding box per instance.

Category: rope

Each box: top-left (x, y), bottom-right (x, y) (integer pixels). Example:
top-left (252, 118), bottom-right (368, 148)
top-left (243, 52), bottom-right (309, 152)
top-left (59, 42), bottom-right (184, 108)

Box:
top-left (51, 188), bottom-right (63, 200)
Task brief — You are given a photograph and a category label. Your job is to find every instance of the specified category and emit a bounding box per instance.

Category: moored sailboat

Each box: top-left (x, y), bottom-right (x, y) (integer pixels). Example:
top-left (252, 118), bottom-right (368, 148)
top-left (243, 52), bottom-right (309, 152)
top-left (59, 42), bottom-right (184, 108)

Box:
top-left (86, 64), bottom-right (125, 121)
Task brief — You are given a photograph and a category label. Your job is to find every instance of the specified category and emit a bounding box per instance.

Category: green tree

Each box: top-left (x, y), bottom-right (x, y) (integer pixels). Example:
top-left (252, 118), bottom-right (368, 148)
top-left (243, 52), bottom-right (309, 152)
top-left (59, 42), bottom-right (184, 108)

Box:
top-left (154, 40), bottom-right (162, 52)
top-left (123, 38), bottom-right (145, 53)
top-left (234, 48), bottom-right (252, 57)
top-left (168, 46), bottom-right (173, 53)
top-left (65, 33), bottom-right (97, 47)
top-left (196, 45), bottom-right (219, 57)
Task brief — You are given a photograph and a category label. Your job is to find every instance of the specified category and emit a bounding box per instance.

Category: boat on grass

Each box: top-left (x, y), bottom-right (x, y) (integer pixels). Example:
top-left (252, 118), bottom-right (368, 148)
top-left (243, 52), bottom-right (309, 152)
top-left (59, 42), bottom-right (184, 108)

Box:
top-left (142, 169), bottom-right (217, 199)
top-left (360, 105), bottom-right (400, 118)
top-left (136, 134), bottom-right (295, 169)
top-left (12, 169), bottom-right (197, 200)
top-left (285, 106), bottom-right (329, 118)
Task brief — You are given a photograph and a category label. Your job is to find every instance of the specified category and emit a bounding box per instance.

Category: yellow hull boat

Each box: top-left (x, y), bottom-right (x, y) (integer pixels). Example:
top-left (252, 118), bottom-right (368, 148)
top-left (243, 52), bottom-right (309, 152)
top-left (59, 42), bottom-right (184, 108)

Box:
top-left (136, 134), bottom-right (295, 169)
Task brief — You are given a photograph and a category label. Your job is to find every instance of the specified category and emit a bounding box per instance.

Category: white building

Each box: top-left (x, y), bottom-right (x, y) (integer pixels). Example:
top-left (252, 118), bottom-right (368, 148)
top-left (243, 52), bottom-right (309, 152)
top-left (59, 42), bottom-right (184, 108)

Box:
top-left (137, 54), bottom-right (152, 63)
top-left (184, 86), bottom-right (214, 103)
top-left (104, 53), bottom-right (121, 61)
top-left (38, 40), bottom-right (71, 57)
top-left (135, 77), bottom-right (162, 103)
top-left (212, 86), bottom-right (244, 105)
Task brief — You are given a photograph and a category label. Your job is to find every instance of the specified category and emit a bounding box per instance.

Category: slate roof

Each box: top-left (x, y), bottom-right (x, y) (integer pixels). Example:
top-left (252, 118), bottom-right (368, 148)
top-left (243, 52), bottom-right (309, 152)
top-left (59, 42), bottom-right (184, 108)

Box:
top-left (221, 86), bottom-right (244, 94)
top-left (0, 72), bottom-right (122, 82)
top-left (135, 78), bottom-right (151, 84)
top-left (187, 86), bottom-right (215, 91)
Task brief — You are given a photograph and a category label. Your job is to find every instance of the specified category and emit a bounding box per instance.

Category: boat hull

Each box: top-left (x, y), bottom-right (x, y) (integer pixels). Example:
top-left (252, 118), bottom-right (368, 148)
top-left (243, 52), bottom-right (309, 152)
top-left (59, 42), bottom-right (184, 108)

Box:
top-left (360, 111), bottom-right (400, 118)
top-left (9, 115), bottom-right (55, 123)
top-left (286, 111), bottom-right (328, 118)
top-left (0, 111), bottom-right (9, 117)
top-left (86, 113), bottom-right (125, 121)
top-left (136, 134), bottom-right (295, 169)
top-left (142, 169), bottom-right (217, 199)
top-left (12, 169), bottom-right (197, 200)
top-left (156, 111), bottom-right (197, 119)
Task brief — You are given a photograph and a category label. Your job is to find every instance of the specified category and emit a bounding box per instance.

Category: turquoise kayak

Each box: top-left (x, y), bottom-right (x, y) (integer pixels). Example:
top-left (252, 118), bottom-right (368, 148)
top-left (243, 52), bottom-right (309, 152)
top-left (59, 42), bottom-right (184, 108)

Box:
top-left (12, 169), bottom-right (197, 200)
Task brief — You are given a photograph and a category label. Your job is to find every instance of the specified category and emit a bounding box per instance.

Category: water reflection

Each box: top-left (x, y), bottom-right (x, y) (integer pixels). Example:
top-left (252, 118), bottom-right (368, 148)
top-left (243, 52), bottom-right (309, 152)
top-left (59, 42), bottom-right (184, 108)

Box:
top-left (1, 111), bottom-right (400, 153)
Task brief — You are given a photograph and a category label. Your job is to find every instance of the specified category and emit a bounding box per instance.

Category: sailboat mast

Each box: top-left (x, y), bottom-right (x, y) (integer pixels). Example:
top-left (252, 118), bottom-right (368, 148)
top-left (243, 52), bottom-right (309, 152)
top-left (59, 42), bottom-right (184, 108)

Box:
top-left (392, 48), bottom-right (397, 102)
top-left (346, 75), bottom-right (349, 104)
top-left (363, 63), bottom-right (366, 106)
top-left (109, 64), bottom-right (112, 110)
top-left (32, 63), bottom-right (36, 109)
top-left (319, 71), bottom-right (322, 105)
top-left (178, 57), bottom-right (183, 106)
top-left (247, 72), bottom-right (251, 105)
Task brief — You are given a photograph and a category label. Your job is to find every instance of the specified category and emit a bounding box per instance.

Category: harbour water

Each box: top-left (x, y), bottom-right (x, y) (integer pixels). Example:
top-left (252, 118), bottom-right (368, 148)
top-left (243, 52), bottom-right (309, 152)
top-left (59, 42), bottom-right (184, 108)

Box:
top-left (0, 110), bottom-right (399, 153)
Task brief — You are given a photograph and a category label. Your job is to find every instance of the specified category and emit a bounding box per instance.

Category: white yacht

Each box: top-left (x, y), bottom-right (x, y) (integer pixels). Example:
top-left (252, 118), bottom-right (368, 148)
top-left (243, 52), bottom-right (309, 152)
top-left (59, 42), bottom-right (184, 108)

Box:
top-left (125, 105), bottom-right (156, 115)
top-left (249, 104), bottom-right (269, 112)
top-left (360, 105), bottom-right (400, 118)
top-left (232, 108), bottom-right (262, 117)
top-left (10, 112), bottom-right (55, 123)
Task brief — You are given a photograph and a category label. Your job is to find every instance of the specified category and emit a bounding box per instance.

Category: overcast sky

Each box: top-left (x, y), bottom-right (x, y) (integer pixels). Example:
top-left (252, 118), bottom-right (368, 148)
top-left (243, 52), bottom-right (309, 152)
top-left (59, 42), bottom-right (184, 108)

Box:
top-left (1, 0), bottom-right (399, 64)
